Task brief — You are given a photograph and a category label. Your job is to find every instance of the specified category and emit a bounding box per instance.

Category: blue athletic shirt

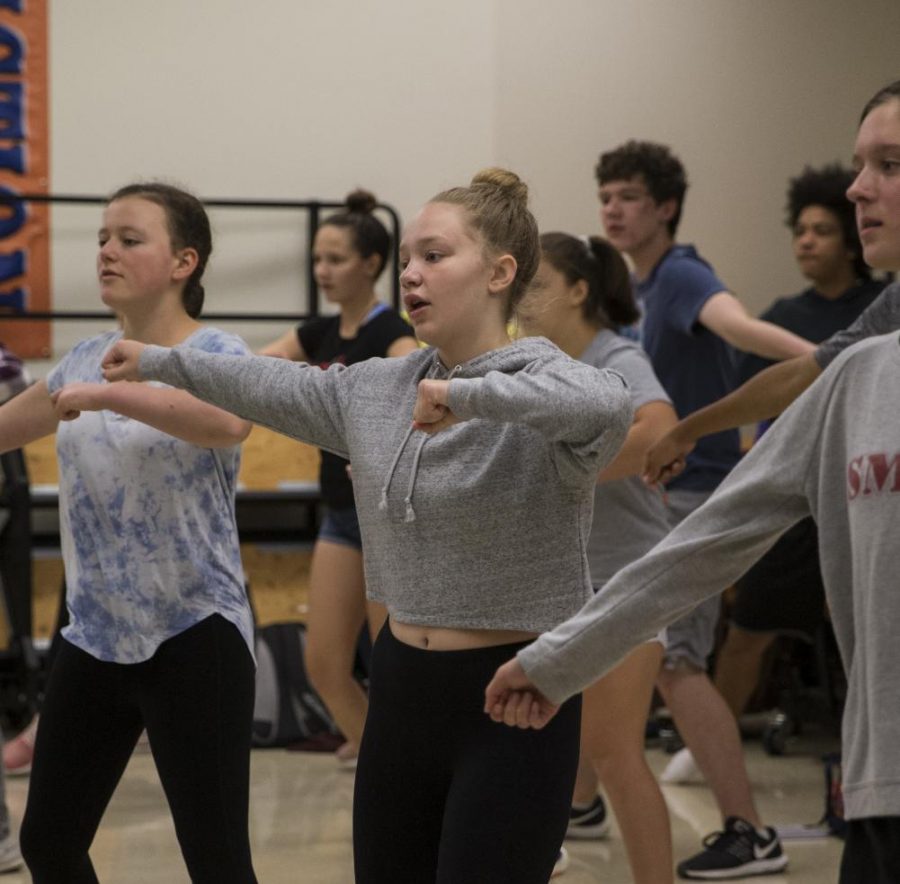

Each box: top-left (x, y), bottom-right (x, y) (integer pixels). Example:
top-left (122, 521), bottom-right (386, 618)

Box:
top-left (637, 244), bottom-right (740, 491)
top-left (46, 327), bottom-right (254, 664)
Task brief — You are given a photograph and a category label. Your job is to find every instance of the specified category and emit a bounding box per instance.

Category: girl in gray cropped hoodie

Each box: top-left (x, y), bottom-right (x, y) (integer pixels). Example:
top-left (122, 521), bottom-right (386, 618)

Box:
top-left (102, 169), bottom-right (633, 884)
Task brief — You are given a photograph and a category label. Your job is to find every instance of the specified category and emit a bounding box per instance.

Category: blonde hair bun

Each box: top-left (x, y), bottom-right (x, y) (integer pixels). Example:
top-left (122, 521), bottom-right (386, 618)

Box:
top-left (471, 167), bottom-right (529, 207)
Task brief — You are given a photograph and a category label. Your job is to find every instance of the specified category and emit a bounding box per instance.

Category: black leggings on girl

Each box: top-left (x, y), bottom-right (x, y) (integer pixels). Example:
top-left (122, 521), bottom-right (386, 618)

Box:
top-left (20, 614), bottom-right (257, 884)
top-left (353, 625), bottom-right (581, 884)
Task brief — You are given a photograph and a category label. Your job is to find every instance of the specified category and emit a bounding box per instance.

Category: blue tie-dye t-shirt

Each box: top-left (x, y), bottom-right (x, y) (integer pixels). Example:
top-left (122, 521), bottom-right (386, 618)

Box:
top-left (46, 326), bottom-right (254, 664)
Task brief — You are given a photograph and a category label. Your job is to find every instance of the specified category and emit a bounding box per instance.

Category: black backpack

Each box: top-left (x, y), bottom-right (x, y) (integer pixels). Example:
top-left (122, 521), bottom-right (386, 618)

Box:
top-left (251, 621), bottom-right (372, 749)
top-left (251, 622), bottom-right (339, 748)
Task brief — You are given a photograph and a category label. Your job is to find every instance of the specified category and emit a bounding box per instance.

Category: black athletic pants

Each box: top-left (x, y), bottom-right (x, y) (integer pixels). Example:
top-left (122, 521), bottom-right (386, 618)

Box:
top-left (840, 816), bottom-right (900, 884)
top-left (20, 614), bottom-right (258, 884)
top-left (353, 624), bottom-right (581, 884)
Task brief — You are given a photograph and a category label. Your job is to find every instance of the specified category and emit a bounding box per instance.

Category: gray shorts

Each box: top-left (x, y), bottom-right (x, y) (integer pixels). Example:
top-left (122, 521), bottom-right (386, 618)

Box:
top-left (661, 488), bottom-right (723, 671)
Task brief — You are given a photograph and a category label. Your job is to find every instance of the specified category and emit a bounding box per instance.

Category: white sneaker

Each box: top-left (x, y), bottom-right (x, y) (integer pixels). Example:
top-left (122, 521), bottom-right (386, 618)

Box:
top-left (3, 717), bottom-right (37, 777)
top-left (0, 831), bottom-right (23, 873)
top-left (660, 747), bottom-right (705, 784)
top-left (550, 846), bottom-right (570, 878)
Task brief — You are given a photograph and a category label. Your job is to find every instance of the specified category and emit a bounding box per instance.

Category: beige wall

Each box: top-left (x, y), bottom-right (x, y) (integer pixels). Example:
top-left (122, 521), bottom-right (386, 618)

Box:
top-left (35, 0), bottom-right (900, 367)
top-left (493, 0), bottom-right (900, 307)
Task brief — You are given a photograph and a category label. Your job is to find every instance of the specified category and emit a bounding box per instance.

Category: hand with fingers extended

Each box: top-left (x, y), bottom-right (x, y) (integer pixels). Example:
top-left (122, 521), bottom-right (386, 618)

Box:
top-left (412, 378), bottom-right (460, 434)
top-left (484, 657), bottom-right (560, 730)
top-left (102, 340), bottom-right (148, 383)
top-left (50, 383), bottom-right (108, 422)
top-left (642, 426), bottom-right (693, 486)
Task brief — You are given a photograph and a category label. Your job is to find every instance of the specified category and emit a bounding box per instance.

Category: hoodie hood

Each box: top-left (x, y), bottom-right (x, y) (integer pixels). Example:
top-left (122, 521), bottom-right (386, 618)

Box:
top-left (425, 336), bottom-right (563, 381)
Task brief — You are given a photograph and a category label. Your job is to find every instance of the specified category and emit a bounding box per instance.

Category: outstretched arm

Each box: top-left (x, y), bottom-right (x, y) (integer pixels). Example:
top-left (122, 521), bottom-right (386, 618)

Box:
top-left (104, 339), bottom-right (351, 456)
top-left (598, 399), bottom-right (676, 483)
top-left (0, 380), bottom-right (59, 455)
top-left (643, 352), bottom-right (822, 485)
top-left (484, 657), bottom-right (561, 730)
top-left (699, 292), bottom-right (816, 360)
top-left (52, 381), bottom-right (251, 448)
top-left (511, 371), bottom-right (832, 707)
top-left (258, 329), bottom-right (306, 361)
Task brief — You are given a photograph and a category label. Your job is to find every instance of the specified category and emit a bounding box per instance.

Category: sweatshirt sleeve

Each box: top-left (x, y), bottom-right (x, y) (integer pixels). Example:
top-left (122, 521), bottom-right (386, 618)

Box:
top-left (140, 344), bottom-right (351, 458)
top-left (516, 369), bottom-right (835, 704)
top-left (445, 357), bottom-right (633, 483)
top-left (815, 281), bottom-right (899, 369)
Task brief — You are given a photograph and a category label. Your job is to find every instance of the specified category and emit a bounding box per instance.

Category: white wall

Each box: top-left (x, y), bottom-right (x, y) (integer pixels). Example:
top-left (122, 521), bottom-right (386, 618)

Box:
top-left (33, 0), bottom-right (900, 369)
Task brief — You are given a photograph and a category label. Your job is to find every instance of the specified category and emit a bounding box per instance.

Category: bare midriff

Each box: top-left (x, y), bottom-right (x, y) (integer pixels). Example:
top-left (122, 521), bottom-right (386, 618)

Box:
top-left (390, 620), bottom-right (537, 651)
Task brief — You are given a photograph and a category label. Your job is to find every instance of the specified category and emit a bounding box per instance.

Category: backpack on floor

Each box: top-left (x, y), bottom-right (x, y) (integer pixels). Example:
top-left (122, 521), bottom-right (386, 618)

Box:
top-left (251, 622), bottom-right (340, 748)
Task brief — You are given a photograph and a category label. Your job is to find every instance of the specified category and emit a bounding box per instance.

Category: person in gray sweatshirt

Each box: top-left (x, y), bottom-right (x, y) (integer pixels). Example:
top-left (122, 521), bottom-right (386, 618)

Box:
top-left (486, 82), bottom-right (900, 884)
top-left (100, 168), bottom-right (633, 884)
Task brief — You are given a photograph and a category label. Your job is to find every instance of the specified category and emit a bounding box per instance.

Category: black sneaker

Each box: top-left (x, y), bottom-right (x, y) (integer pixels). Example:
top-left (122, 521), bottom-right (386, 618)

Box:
top-left (566, 794), bottom-right (610, 840)
top-left (677, 816), bottom-right (788, 880)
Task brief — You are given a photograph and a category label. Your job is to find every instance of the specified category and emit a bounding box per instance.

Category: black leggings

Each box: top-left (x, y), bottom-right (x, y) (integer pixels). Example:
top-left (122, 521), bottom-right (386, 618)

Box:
top-left (20, 614), bottom-right (258, 884)
top-left (840, 817), bottom-right (900, 884)
top-left (353, 625), bottom-right (581, 884)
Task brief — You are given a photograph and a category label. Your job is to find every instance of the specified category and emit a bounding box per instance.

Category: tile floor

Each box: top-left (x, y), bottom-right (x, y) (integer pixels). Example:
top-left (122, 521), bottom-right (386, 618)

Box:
top-left (4, 736), bottom-right (845, 883)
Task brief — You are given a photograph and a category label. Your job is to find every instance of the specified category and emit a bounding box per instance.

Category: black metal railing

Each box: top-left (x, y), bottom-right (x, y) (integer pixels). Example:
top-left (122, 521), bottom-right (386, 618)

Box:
top-left (0, 192), bottom-right (403, 322)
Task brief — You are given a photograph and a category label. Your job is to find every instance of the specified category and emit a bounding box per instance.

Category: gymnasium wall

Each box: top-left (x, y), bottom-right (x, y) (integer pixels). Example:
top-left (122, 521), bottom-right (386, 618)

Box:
top-left (33, 0), bottom-right (900, 369)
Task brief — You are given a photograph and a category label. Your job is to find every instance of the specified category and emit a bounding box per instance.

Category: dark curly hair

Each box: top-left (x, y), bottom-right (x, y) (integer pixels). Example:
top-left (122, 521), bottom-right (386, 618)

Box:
top-left (595, 140), bottom-right (688, 236)
top-left (786, 165), bottom-right (869, 281)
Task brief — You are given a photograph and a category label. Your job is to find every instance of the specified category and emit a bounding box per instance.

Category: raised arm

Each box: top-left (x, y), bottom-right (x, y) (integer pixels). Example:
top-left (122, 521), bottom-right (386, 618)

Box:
top-left (513, 367), bottom-right (837, 712)
top-left (699, 292), bottom-right (815, 360)
top-left (450, 362), bottom-right (630, 442)
top-left (104, 339), bottom-right (351, 456)
top-left (597, 399), bottom-right (677, 483)
top-left (643, 352), bottom-right (822, 484)
top-left (415, 357), bottom-right (633, 480)
top-left (258, 328), bottom-right (306, 361)
top-left (52, 381), bottom-right (251, 448)
top-left (0, 381), bottom-right (59, 455)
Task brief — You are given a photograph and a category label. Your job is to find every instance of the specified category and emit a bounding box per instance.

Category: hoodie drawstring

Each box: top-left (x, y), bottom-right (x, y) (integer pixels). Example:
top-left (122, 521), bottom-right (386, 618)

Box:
top-left (402, 434), bottom-right (429, 522)
top-left (378, 360), bottom-right (462, 523)
top-left (379, 423), bottom-right (417, 516)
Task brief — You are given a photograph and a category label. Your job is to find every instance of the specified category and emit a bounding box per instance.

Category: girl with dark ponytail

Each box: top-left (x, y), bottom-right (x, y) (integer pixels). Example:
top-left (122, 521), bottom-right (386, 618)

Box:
top-left (260, 190), bottom-right (417, 767)
top-left (516, 231), bottom-right (678, 884)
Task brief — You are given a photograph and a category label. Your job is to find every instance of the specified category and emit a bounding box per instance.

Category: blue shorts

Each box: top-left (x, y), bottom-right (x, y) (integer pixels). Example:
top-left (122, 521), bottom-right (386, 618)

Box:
top-left (318, 506), bottom-right (363, 551)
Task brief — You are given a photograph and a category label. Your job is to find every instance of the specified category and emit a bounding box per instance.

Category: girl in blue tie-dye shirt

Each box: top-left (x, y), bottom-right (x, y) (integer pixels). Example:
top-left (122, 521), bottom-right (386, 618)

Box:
top-left (0, 183), bottom-right (258, 883)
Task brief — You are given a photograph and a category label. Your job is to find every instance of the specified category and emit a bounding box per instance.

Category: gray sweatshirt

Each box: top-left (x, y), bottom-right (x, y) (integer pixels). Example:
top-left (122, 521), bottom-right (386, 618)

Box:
top-left (519, 332), bottom-right (900, 819)
top-left (140, 337), bottom-right (632, 632)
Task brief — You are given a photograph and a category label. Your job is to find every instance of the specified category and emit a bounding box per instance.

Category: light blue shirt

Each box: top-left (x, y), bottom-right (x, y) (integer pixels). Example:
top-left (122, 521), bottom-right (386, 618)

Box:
top-left (46, 327), bottom-right (254, 663)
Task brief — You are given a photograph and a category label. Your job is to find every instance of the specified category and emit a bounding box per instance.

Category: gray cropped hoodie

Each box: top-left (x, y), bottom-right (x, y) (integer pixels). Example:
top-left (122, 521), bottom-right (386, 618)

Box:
top-left (140, 337), bottom-right (632, 632)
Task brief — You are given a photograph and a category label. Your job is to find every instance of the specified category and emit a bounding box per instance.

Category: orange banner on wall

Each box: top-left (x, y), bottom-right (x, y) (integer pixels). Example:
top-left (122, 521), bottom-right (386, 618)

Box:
top-left (0, 0), bottom-right (50, 358)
